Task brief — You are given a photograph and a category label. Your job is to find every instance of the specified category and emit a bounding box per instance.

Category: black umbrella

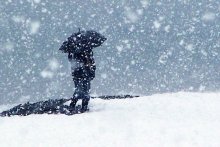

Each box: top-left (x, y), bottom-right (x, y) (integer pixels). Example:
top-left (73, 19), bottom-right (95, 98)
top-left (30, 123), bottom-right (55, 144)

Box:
top-left (59, 29), bottom-right (107, 53)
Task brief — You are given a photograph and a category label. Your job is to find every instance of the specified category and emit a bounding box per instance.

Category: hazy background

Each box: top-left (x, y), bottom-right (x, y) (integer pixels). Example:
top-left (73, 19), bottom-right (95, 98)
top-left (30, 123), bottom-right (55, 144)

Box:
top-left (0, 0), bottom-right (220, 104)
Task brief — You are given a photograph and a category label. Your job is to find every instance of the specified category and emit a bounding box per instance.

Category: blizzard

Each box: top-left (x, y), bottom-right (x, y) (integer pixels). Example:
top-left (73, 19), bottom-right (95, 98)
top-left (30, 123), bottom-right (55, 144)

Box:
top-left (0, 92), bottom-right (220, 147)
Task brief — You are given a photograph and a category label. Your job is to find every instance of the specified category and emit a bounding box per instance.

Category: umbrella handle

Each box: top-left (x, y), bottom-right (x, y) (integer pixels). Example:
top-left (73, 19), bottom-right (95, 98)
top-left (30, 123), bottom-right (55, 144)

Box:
top-left (68, 52), bottom-right (72, 60)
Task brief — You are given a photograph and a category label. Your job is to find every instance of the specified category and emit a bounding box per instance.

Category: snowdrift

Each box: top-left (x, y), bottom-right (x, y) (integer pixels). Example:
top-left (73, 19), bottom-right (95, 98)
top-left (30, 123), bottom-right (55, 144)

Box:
top-left (0, 92), bottom-right (219, 147)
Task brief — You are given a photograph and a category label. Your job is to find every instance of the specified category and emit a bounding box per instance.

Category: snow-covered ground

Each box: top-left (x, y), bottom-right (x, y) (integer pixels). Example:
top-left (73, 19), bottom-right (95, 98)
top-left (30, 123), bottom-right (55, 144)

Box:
top-left (0, 92), bottom-right (220, 147)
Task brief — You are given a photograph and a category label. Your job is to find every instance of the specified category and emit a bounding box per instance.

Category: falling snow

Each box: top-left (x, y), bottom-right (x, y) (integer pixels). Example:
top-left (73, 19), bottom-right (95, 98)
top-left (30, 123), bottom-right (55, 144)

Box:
top-left (202, 12), bottom-right (216, 22)
top-left (29, 21), bottom-right (41, 34)
top-left (0, 0), bottom-right (219, 104)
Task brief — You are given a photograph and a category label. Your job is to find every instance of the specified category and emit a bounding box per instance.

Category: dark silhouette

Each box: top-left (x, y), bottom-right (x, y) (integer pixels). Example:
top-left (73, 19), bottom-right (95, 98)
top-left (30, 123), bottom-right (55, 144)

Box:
top-left (59, 29), bottom-right (107, 112)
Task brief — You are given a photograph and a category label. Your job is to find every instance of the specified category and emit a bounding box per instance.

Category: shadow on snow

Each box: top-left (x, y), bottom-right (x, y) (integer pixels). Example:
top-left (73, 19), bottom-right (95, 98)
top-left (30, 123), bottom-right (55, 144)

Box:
top-left (0, 95), bottom-right (139, 117)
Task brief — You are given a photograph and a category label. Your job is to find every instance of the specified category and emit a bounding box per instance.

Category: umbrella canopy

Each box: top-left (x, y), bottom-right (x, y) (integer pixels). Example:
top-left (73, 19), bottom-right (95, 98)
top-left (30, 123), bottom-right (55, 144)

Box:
top-left (59, 29), bottom-right (107, 53)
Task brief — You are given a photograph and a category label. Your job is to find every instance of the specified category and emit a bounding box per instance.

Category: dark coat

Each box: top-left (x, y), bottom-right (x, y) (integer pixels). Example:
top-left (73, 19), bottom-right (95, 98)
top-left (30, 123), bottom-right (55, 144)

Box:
top-left (68, 50), bottom-right (96, 81)
top-left (59, 33), bottom-right (97, 81)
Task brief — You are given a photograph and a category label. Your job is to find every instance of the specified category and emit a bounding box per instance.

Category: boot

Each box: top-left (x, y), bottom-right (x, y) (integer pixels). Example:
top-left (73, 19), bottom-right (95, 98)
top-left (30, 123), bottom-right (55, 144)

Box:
top-left (69, 98), bottom-right (78, 113)
top-left (81, 99), bottom-right (89, 113)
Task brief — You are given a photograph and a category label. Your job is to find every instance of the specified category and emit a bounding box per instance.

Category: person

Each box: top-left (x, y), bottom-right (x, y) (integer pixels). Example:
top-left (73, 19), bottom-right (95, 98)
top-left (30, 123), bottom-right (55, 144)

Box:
top-left (68, 48), bottom-right (96, 112)
top-left (59, 30), bottom-right (106, 113)
top-left (59, 30), bottom-right (96, 113)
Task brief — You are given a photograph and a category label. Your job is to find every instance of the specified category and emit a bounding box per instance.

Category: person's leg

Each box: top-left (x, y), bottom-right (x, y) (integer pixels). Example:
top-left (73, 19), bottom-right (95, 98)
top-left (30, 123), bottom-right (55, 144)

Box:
top-left (70, 79), bottom-right (81, 109)
top-left (81, 79), bottom-right (91, 112)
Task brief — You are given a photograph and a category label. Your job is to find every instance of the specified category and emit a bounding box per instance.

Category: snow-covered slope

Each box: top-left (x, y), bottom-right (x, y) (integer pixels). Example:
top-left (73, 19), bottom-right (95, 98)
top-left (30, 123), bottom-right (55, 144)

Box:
top-left (0, 92), bottom-right (220, 147)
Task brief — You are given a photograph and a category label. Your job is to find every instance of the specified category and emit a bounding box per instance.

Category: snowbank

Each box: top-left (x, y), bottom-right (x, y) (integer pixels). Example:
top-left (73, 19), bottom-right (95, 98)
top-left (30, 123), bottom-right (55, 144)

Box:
top-left (0, 92), bottom-right (220, 147)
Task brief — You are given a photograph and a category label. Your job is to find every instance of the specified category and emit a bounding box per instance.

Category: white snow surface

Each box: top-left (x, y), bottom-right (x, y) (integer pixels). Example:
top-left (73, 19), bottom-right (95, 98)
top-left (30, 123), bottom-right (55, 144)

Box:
top-left (0, 92), bottom-right (220, 147)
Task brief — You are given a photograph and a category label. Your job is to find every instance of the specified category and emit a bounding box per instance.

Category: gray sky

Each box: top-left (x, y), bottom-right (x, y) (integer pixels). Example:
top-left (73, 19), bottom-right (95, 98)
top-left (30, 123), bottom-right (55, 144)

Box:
top-left (0, 0), bottom-right (220, 104)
